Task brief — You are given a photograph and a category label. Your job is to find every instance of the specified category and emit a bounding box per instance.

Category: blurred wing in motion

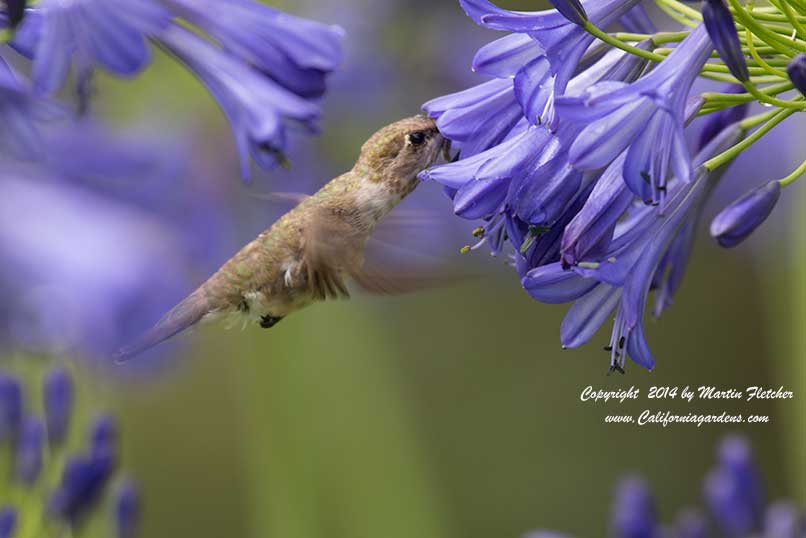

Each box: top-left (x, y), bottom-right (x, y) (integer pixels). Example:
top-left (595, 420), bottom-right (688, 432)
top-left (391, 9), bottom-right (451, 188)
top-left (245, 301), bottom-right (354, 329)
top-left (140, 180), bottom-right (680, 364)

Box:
top-left (302, 206), bottom-right (464, 298)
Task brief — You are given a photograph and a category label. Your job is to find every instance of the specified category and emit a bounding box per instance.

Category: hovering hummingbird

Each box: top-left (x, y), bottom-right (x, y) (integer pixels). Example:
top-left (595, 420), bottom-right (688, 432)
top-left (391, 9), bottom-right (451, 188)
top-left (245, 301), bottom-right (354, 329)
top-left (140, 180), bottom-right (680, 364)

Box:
top-left (116, 115), bottom-right (449, 361)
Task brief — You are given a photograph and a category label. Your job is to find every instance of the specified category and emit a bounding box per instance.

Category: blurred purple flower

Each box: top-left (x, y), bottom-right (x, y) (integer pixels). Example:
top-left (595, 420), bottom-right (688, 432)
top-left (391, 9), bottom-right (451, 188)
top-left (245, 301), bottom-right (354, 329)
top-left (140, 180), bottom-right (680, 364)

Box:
top-left (114, 480), bottom-right (141, 538)
top-left (16, 0), bottom-right (170, 105)
top-left (0, 122), bottom-right (229, 368)
top-left (2, 0), bottom-right (25, 27)
top-left (528, 436), bottom-right (803, 538)
top-left (0, 56), bottom-right (63, 160)
top-left (2, 367), bottom-right (135, 536)
top-left (0, 508), bottom-right (15, 538)
top-left (44, 367), bottom-right (73, 445)
top-left (610, 476), bottom-right (658, 538)
top-left (166, 0), bottom-right (343, 99)
top-left (12, 0), bottom-right (343, 176)
top-left (710, 180), bottom-right (781, 248)
top-left (157, 25), bottom-right (322, 179)
top-left (14, 416), bottom-right (44, 484)
top-left (0, 374), bottom-right (23, 441)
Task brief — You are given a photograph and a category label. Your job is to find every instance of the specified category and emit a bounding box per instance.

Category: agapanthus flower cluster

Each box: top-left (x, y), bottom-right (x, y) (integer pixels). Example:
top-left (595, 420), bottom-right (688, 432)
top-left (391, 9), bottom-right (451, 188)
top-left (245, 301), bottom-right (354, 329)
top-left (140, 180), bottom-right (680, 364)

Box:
top-left (2, 0), bottom-right (344, 179)
top-left (422, 0), bottom-right (806, 372)
top-left (526, 435), bottom-right (805, 538)
top-left (0, 365), bottom-right (138, 538)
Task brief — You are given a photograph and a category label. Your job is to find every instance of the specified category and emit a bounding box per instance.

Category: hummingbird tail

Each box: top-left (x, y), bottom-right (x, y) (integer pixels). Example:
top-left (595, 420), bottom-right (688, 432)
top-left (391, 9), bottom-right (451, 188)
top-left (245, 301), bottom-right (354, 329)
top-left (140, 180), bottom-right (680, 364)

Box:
top-left (114, 289), bottom-right (212, 363)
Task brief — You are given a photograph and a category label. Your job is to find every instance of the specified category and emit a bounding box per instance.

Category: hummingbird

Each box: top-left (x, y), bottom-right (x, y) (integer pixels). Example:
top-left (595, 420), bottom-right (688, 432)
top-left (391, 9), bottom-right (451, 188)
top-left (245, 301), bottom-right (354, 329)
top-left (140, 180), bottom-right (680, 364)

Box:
top-left (116, 115), bottom-right (448, 361)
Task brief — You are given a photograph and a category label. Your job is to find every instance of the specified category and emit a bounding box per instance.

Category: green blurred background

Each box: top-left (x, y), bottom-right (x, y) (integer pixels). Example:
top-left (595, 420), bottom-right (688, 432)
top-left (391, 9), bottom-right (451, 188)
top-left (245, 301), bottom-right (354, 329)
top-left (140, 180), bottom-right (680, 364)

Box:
top-left (29, 0), bottom-right (806, 536)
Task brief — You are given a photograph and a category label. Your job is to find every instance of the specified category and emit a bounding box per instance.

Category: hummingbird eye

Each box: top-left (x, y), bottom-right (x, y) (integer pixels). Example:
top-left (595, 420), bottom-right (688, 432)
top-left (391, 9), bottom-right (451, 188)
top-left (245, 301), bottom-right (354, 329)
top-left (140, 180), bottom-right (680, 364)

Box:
top-left (408, 131), bottom-right (427, 146)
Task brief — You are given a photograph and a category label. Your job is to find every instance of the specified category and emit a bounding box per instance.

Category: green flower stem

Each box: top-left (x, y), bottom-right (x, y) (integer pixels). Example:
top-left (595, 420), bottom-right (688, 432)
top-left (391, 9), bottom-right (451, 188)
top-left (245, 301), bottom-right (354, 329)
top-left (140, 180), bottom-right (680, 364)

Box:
top-left (586, 25), bottom-right (780, 84)
top-left (778, 159), bottom-right (806, 187)
top-left (703, 81), bottom-right (794, 104)
top-left (705, 106), bottom-right (799, 170)
top-left (771, 0), bottom-right (806, 38)
top-left (655, 1), bottom-right (698, 27)
top-left (743, 80), bottom-right (806, 108)
top-left (611, 31), bottom-right (688, 45)
top-left (745, 27), bottom-right (790, 76)
top-left (656, 0), bottom-right (703, 21)
top-left (729, 0), bottom-right (806, 53)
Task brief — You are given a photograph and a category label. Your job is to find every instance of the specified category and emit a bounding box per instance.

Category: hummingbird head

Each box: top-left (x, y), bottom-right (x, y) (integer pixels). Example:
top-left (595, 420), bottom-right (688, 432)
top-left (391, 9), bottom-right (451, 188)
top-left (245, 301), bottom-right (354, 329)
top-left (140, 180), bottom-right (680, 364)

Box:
top-left (355, 115), bottom-right (445, 195)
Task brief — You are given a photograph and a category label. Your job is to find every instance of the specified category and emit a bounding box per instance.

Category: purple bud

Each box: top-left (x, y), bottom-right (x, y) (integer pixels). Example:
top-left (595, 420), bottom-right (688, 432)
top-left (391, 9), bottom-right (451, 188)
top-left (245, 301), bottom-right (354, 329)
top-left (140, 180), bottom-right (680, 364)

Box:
top-left (548, 0), bottom-right (588, 26)
top-left (787, 54), bottom-right (806, 96)
top-left (2, 0), bottom-right (26, 28)
top-left (0, 507), bottom-right (16, 538)
top-left (710, 180), bottom-right (781, 247)
top-left (702, 0), bottom-right (749, 82)
top-left (704, 436), bottom-right (764, 535)
top-left (43, 367), bottom-right (73, 446)
top-left (610, 476), bottom-right (658, 538)
top-left (0, 374), bottom-right (23, 442)
top-left (114, 480), bottom-right (141, 538)
top-left (14, 416), bottom-right (44, 484)
top-left (90, 414), bottom-right (119, 459)
top-left (49, 451), bottom-right (115, 524)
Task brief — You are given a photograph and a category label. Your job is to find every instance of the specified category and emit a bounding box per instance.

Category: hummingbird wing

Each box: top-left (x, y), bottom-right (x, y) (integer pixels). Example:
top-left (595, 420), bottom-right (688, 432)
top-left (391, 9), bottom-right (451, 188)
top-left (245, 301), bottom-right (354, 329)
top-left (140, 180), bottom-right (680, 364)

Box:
top-left (302, 206), bottom-right (456, 297)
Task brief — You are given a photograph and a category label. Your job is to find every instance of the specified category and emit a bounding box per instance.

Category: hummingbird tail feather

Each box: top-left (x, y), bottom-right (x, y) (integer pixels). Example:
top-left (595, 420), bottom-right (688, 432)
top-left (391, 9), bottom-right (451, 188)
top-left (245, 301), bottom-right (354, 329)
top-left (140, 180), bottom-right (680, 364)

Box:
top-left (114, 289), bottom-right (212, 363)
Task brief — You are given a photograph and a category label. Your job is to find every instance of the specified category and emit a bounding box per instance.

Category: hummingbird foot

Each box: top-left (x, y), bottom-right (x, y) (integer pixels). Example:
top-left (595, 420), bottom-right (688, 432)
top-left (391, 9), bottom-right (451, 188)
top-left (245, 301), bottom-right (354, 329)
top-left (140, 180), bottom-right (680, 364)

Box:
top-left (260, 314), bottom-right (284, 329)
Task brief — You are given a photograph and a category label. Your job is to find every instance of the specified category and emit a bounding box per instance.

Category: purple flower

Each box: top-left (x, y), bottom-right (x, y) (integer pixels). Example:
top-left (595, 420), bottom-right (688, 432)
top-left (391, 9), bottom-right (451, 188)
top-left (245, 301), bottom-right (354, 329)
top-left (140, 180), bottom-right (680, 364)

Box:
top-left (3, 367), bottom-right (138, 537)
top-left (704, 436), bottom-right (764, 535)
top-left (43, 367), bottom-right (73, 445)
top-left (787, 54), bottom-right (806, 96)
top-left (17, 0), bottom-right (170, 103)
top-left (165, 0), bottom-right (343, 99)
top-left (0, 374), bottom-right (22, 441)
top-left (157, 25), bottom-right (321, 179)
top-left (114, 480), bottom-right (141, 538)
top-left (89, 415), bottom-right (118, 460)
top-left (0, 56), bottom-right (63, 161)
top-left (460, 0), bottom-right (640, 127)
top-left (0, 122), bottom-right (228, 367)
top-left (49, 451), bottom-right (115, 524)
top-left (697, 85), bottom-right (749, 150)
top-left (610, 476), bottom-right (658, 538)
top-left (557, 123), bottom-right (743, 370)
top-left (14, 416), bottom-right (44, 484)
top-left (556, 25), bottom-right (713, 206)
top-left (710, 180), bottom-right (781, 247)
top-left (527, 436), bottom-right (801, 538)
top-left (702, 0), bottom-right (749, 82)
top-left (423, 78), bottom-right (525, 157)
top-left (0, 508), bottom-right (15, 538)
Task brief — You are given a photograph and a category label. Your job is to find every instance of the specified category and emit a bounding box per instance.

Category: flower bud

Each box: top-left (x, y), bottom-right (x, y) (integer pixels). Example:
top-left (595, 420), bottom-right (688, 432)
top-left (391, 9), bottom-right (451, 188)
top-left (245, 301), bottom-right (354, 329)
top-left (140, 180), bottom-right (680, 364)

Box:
top-left (49, 451), bottom-right (115, 524)
top-left (43, 367), bottom-right (73, 446)
top-left (710, 180), bottom-right (781, 247)
top-left (702, 0), bottom-right (749, 82)
top-left (114, 480), bottom-right (141, 538)
top-left (15, 416), bottom-right (44, 484)
top-left (548, 0), bottom-right (588, 26)
top-left (610, 476), bottom-right (658, 538)
top-left (0, 507), bottom-right (16, 538)
top-left (0, 374), bottom-right (22, 442)
top-left (787, 53), bottom-right (806, 96)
